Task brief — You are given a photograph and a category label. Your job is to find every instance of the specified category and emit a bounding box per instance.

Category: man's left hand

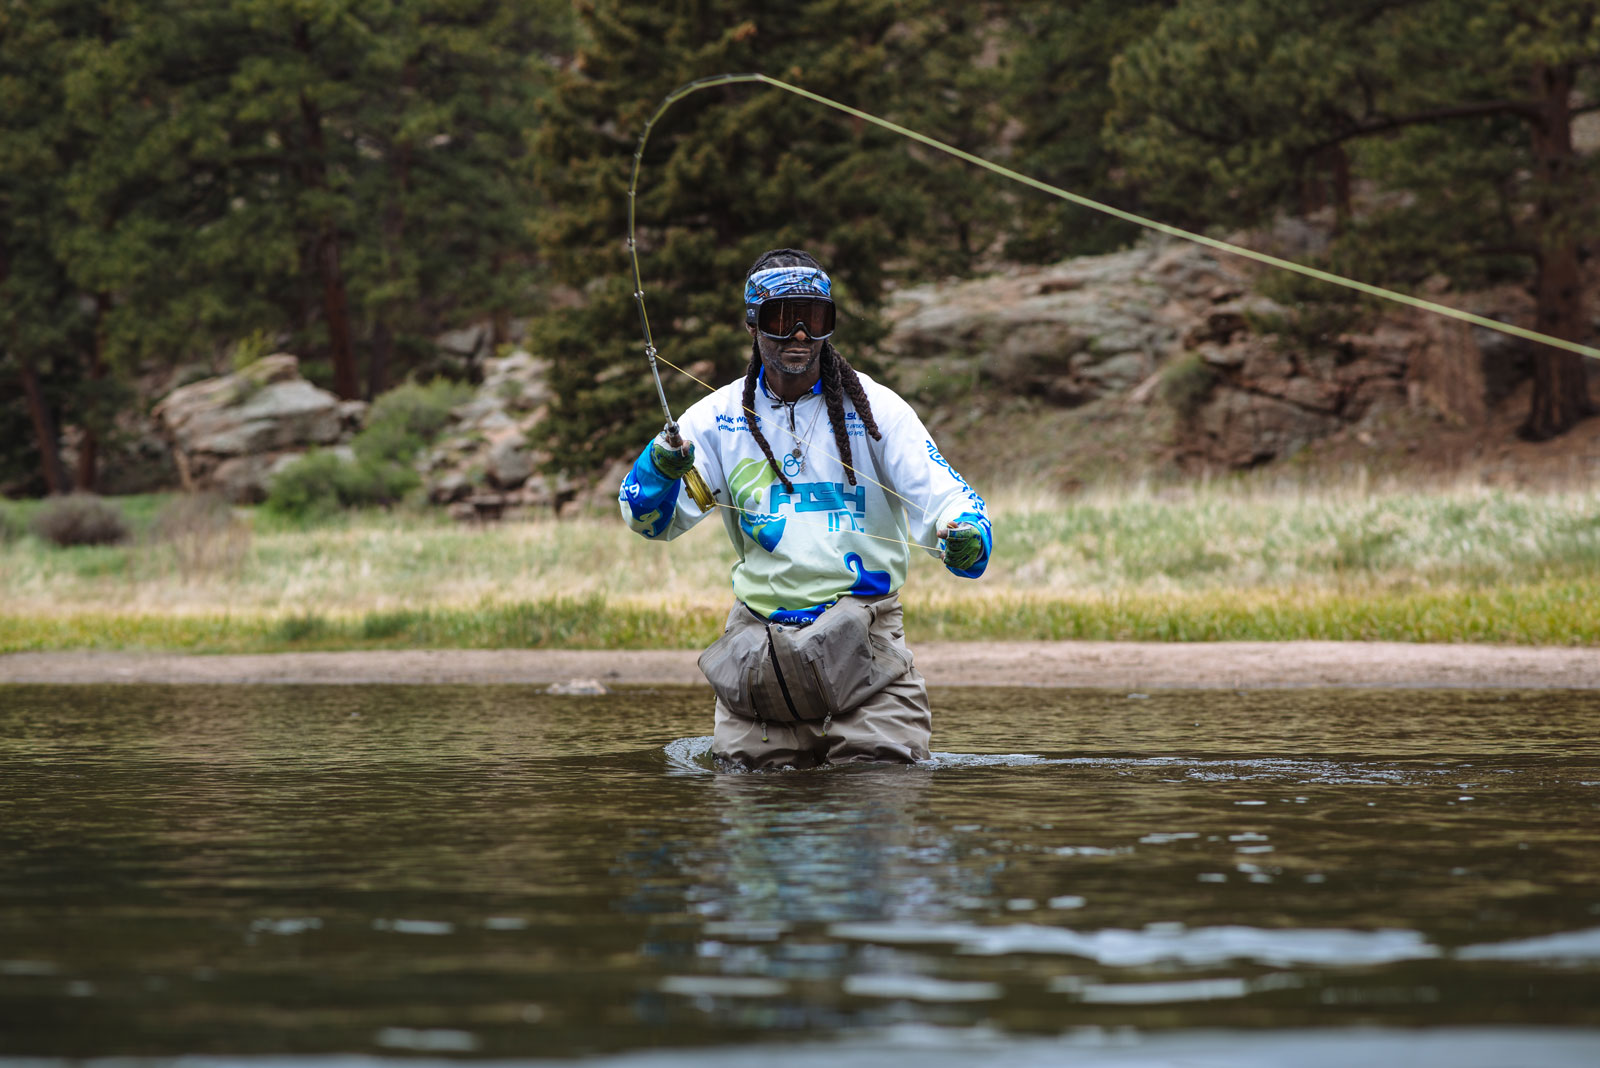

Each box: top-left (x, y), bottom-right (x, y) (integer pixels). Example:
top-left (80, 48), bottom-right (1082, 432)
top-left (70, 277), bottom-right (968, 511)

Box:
top-left (940, 521), bottom-right (983, 571)
top-left (650, 434), bottom-right (696, 480)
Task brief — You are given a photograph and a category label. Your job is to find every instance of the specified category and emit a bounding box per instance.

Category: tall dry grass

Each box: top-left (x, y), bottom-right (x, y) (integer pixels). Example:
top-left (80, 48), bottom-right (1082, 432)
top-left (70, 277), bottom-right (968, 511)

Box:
top-left (1, 478), bottom-right (1596, 649)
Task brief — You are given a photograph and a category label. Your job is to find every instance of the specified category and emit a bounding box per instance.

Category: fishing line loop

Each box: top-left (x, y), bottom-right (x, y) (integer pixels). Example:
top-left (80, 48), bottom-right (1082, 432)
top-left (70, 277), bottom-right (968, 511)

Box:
top-left (627, 72), bottom-right (1600, 371)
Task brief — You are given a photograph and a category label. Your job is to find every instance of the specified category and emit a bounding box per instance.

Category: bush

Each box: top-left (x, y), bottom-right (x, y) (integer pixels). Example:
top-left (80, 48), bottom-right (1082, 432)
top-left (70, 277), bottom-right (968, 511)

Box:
top-left (1252, 267), bottom-right (1370, 358)
top-left (150, 493), bottom-right (251, 577)
top-left (1159, 355), bottom-right (1219, 420)
top-left (354, 379), bottom-right (473, 466)
top-left (29, 494), bottom-right (132, 547)
top-left (265, 450), bottom-right (419, 518)
top-left (0, 508), bottom-right (18, 544)
top-left (262, 379), bottom-right (469, 519)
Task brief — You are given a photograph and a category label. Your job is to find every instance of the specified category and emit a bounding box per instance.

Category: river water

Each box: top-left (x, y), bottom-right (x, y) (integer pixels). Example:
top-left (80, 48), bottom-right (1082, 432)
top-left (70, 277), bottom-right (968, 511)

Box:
top-left (1, 684), bottom-right (1598, 1066)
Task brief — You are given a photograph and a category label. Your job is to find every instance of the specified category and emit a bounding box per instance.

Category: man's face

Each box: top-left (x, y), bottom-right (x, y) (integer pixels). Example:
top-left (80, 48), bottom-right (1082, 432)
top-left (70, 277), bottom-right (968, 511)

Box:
top-left (750, 322), bottom-right (823, 383)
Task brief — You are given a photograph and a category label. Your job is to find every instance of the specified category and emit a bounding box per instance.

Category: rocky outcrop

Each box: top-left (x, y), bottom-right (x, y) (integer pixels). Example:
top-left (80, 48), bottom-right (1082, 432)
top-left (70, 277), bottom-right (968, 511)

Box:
top-left (414, 349), bottom-right (573, 520)
top-left (152, 355), bottom-right (365, 502)
top-left (879, 234), bottom-right (1547, 471)
top-left (883, 242), bottom-right (1205, 407)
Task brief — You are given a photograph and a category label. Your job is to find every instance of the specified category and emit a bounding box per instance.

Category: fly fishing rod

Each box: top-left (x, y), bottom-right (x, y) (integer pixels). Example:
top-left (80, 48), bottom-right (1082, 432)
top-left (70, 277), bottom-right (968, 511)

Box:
top-left (625, 73), bottom-right (1600, 441)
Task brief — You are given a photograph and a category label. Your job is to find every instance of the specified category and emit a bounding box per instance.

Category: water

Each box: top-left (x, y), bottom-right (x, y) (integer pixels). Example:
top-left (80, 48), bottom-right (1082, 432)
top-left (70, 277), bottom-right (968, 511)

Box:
top-left (2, 684), bottom-right (1598, 1066)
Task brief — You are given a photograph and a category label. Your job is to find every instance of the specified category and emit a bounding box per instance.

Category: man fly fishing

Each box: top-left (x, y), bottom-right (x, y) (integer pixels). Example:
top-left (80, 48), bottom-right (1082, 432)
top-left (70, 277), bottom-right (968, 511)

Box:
top-left (619, 248), bottom-right (991, 769)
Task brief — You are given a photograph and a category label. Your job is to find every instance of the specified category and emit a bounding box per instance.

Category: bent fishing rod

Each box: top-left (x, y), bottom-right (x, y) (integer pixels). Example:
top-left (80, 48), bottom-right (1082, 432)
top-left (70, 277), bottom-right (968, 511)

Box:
top-left (626, 73), bottom-right (1600, 509)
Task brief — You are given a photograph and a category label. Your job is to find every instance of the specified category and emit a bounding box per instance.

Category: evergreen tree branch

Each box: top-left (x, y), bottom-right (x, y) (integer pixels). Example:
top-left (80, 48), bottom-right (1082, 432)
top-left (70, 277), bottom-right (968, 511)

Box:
top-left (1305, 99), bottom-right (1545, 156)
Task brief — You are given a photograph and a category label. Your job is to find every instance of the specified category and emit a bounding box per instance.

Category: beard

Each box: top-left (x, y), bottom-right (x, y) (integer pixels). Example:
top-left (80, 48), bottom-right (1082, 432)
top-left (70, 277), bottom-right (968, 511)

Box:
top-left (761, 337), bottom-right (822, 379)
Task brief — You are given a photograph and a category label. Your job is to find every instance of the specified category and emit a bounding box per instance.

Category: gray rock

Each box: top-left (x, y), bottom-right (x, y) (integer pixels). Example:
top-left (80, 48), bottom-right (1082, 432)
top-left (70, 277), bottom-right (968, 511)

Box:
top-left (185, 381), bottom-right (342, 455)
top-left (546, 678), bottom-right (609, 696)
top-left (436, 322), bottom-right (489, 357)
top-left (152, 355), bottom-right (352, 495)
top-left (1080, 352), bottom-right (1152, 393)
top-left (212, 454), bottom-right (277, 504)
top-left (450, 395), bottom-right (505, 428)
top-left (337, 399), bottom-right (369, 434)
top-left (884, 237), bottom-right (1238, 407)
top-left (487, 435), bottom-right (535, 489)
top-left (1193, 390), bottom-right (1341, 467)
top-left (482, 349), bottom-right (552, 411)
top-left (427, 472), bottom-right (471, 504)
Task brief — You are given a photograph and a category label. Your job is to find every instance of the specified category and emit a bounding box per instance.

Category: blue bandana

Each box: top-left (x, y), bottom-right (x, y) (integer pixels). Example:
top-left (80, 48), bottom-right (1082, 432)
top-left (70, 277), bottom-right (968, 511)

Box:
top-left (744, 266), bottom-right (832, 325)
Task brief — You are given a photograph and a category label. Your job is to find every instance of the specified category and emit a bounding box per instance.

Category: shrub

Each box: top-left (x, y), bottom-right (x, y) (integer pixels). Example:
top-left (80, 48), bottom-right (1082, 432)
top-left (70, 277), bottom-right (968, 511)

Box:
top-left (0, 508), bottom-right (18, 544)
top-left (273, 612), bottom-right (329, 642)
top-left (265, 450), bottom-right (419, 518)
top-left (29, 494), bottom-right (132, 547)
top-left (1159, 355), bottom-right (1218, 420)
top-left (264, 378), bottom-right (468, 518)
top-left (1252, 268), bottom-right (1370, 358)
top-left (354, 379), bottom-right (473, 466)
top-left (150, 493), bottom-right (251, 577)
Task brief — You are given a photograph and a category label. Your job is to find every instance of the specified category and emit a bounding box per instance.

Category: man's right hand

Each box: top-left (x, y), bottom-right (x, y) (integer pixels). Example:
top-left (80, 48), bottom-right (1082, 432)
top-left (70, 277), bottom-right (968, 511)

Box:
top-left (649, 433), bottom-right (696, 480)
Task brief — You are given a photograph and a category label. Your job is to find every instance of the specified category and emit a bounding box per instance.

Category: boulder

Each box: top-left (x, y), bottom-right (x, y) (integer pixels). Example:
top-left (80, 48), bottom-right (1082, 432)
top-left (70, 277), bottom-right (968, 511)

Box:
top-left (1190, 388), bottom-right (1342, 467)
top-left (436, 322), bottom-right (490, 358)
top-left (487, 434), bottom-right (535, 489)
top-left (883, 238), bottom-right (1227, 408)
top-left (427, 472), bottom-right (472, 504)
top-left (152, 354), bottom-right (358, 501)
top-left (406, 347), bottom-right (558, 519)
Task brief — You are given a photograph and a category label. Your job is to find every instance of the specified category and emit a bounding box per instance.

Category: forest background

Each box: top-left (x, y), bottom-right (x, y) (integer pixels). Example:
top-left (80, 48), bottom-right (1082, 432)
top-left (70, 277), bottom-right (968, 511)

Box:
top-left (3, 0), bottom-right (1599, 652)
top-left (4, 0), bottom-right (1598, 500)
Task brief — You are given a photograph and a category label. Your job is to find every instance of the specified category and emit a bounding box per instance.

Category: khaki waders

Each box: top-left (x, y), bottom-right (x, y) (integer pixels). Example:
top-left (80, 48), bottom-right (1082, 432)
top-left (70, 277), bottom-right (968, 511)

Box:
top-left (707, 593), bottom-right (932, 769)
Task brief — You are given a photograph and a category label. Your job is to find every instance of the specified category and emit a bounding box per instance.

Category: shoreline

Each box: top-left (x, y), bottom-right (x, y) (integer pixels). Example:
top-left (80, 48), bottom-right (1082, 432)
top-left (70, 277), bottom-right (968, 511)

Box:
top-left (3, 641), bottom-right (1598, 688)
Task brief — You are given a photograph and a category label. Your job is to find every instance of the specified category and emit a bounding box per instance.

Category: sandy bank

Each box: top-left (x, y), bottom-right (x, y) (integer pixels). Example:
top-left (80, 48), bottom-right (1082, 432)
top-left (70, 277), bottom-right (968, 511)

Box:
top-left (2, 641), bottom-right (1597, 688)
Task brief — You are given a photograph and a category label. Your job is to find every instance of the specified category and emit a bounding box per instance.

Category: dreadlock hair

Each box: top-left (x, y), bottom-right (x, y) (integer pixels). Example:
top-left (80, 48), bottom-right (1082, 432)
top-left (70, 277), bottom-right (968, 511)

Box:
top-left (742, 248), bottom-right (882, 494)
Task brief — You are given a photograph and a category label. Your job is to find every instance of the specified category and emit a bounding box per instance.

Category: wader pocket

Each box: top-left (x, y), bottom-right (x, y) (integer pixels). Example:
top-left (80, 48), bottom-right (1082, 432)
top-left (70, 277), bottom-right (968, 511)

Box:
top-left (696, 613), bottom-right (769, 719)
top-left (699, 598), bottom-right (912, 723)
top-left (770, 597), bottom-right (910, 719)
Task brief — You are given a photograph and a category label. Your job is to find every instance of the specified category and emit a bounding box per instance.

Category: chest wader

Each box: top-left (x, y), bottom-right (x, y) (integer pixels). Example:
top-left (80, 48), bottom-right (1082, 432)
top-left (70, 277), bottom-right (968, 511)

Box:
top-left (698, 595), bottom-right (911, 741)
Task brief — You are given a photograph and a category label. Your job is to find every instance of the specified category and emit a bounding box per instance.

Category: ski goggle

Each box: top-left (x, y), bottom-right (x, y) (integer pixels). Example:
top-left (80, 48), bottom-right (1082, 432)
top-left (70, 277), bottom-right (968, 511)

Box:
top-left (744, 265), bottom-right (836, 339)
top-left (752, 297), bottom-right (836, 341)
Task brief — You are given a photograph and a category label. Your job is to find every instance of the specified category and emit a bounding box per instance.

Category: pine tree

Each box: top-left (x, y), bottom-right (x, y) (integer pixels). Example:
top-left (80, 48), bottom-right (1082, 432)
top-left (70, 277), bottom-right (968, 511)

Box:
top-left (4, 1), bottom-right (572, 493)
top-left (1108, 0), bottom-right (1599, 438)
top-left (0, 0), bottom-right (102, 493)
top-left (531, 0), bottom-right (998, 477)
top-left (58, 0), bottom-right (569, 403)
top-left (998, 0), bottom-right (1172, 262)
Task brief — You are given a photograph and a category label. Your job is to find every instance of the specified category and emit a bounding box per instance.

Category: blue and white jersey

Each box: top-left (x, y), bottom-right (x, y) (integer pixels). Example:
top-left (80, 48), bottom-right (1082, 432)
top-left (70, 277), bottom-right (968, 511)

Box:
top-left (620, 369), bottom-right (990, 618)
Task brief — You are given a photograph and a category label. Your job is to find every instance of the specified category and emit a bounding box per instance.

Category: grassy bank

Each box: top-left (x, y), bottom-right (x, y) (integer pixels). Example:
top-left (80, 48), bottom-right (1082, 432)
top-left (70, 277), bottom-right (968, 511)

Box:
top-left (1, 481), bottom-right (1596, 651)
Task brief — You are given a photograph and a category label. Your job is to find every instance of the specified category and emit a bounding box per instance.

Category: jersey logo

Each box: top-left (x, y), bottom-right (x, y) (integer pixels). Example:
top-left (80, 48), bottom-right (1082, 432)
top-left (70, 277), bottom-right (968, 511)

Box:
top-left (770, 482), bottom-right (866, 515)
top-left (729, 458), bottom-right (786, 551)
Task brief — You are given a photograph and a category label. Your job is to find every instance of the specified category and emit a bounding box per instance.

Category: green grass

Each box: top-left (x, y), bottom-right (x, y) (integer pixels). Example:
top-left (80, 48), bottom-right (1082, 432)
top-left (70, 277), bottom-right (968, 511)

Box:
top-left (2, 481), bottom-right (1597, 651)
top-left (2, 580), bottom-right (1595, 652)
top-left (0, 597), bottom-right (728, 653)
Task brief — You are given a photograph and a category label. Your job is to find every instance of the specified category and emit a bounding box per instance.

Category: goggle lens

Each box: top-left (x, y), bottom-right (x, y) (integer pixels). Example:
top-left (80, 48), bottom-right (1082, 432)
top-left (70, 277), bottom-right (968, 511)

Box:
top-left (756, 298), bottom-right (835, 340)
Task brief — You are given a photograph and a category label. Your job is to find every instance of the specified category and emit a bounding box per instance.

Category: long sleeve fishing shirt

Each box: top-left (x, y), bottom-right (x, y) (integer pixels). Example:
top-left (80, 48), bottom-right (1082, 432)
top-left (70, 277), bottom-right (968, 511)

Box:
top-left (619, 369), bottom-right (991, 618)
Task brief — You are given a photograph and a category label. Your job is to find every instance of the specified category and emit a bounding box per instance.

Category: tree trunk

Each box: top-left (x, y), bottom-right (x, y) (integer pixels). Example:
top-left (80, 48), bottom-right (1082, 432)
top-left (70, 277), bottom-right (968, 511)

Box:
top-left (1301, 146), bottom-right (1352, 226)
top-left (368, 128), bottom-right (411, 400)
top-left (74, 292), bottom-right (112, 493)
top-left (18, 357), bottom-right (70, 495)
top-left (1520, 62), bottom-right (1594, 440)
top-left (74, 409), bottom-right (98, 493)
top-left (1329, 144), bottom-right (1351, 230)
top-left (368, 320), bottom-right (393, 401)
top-left (1, 245), bottom-right (70, 494)
top-left (313, 216), bottom-right (358, 400)
top-left (294, 23), bottom-right (359, 400)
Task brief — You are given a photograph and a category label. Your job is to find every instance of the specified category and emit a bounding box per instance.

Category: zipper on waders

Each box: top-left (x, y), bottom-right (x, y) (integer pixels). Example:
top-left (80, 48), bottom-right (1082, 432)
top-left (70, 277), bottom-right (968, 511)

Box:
top-left (765, 625), bottom-right (801, 721)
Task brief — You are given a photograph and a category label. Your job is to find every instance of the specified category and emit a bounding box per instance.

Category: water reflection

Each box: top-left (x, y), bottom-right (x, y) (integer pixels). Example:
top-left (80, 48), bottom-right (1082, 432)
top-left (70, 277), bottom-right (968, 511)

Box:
top-left (624, 766), bottom-right (1008, 1033)
top-left (693, 768), bottom-right (980, 926)
top-left (1, 684), bottom-right (1599, 1060)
